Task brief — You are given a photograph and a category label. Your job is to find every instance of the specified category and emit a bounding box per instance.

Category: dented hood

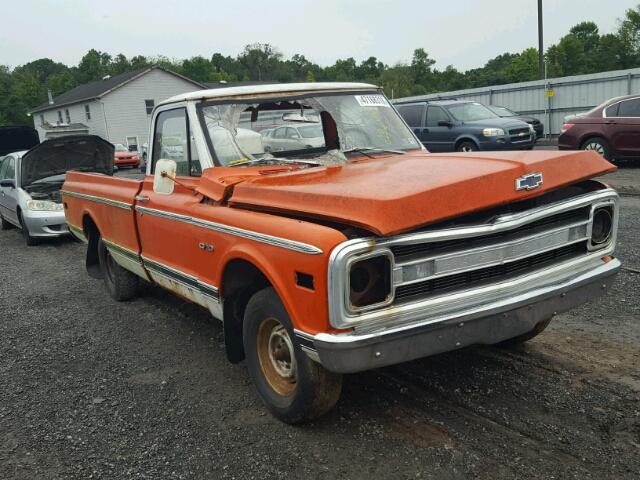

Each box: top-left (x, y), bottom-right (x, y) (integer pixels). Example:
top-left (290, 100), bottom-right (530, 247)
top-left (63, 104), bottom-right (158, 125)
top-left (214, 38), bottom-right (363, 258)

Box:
top-left (21, 135), bottom-right (114, 187)
top-left (208, 150), bottom-right (615, 236)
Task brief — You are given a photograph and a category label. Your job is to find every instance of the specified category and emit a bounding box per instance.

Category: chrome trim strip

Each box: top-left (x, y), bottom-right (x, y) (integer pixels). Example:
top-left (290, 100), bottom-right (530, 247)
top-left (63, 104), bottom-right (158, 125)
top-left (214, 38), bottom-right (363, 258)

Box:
top-left (61, 190), bottom-right (133, 210)
top-left (102, 239), bottom-right (139, 260)
top-left (328, 188), bottom-right (619, 330)
top-left (141, 255), bottom-right (220, 303)
top-left (67, 223), bottom-right (87, 242)
top-left (135, 205), bottom-right (323, 255)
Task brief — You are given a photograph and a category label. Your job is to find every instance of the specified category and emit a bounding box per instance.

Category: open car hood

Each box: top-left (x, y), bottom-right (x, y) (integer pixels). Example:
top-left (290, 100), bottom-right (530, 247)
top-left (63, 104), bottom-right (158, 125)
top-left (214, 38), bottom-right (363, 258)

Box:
top-left (0, 126), bottom-right (39, 156)
top-left (21, 135), bottom-right (114, 186)
top-left (214, 150), bottom-right (615, 236)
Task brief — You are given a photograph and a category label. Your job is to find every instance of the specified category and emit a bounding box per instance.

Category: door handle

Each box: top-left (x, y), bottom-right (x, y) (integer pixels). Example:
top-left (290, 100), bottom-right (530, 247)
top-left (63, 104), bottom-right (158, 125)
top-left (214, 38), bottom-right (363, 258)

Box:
top-left (135, 195), bottom-right (150, 202)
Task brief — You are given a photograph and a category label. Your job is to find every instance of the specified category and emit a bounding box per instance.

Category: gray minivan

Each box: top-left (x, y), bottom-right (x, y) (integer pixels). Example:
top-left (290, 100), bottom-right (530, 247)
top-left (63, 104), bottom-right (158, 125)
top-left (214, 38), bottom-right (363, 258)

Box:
top-left (395, 99), bottom-right (536, 152)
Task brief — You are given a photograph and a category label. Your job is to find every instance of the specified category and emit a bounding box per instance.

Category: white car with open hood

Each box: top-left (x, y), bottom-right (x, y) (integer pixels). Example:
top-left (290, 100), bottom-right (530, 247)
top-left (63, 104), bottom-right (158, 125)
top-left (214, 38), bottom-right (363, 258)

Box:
top-left (0, 135), bottom-right (114, 245)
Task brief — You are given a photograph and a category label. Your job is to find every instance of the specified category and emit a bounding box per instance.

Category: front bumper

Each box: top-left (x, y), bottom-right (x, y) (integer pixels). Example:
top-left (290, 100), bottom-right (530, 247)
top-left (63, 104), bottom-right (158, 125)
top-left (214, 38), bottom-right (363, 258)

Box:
top-left (478, 134), bottom-right (536, 151)
top-left (22, 209), bottom-right (69, 237)
top-left (299, 258), bottom-right (619, 374)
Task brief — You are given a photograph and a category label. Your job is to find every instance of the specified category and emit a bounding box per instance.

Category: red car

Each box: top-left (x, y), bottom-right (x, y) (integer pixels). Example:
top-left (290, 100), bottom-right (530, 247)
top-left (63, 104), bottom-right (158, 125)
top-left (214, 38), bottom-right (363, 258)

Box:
top-left (559, 95), bottom-right (640, 161)
top-left (112, 143), bottom-right (140, 168)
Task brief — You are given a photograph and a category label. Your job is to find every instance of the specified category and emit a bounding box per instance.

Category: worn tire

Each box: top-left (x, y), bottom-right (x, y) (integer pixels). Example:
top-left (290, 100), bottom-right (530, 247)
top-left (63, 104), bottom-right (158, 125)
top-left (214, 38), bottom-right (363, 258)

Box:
top-left (19, 211), bottom-right (39, 246)
top-left (0, 213), bottom-right (14, 230)
top-left (243, 287), bottom-right (342, 424)
top-left (97, 238), bottom-right (139, 301)
top-left (456, 140), bottom-right (478, 152)
top-left (495, 318), bottom-right (551, 347)
top-left (581, 136), bottom-right (611, 160)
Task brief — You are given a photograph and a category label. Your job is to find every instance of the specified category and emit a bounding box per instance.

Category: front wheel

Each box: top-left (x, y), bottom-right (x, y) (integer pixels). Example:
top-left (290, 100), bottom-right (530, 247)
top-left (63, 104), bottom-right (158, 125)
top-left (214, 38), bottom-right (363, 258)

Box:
top-left (19, 211), bottom-right (39, 246)
top-left (97, 238), bottom-right (139, 301)
top-left (243, 287), bottom-right (342, 424)
top-left (456, 140), bottom-right (478, 152)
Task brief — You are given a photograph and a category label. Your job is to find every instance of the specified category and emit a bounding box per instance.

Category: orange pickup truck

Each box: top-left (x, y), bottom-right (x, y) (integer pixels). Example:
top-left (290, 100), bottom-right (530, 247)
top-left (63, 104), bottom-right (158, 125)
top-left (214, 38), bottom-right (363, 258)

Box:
top-left (62, 83), bottom-right (620, 423)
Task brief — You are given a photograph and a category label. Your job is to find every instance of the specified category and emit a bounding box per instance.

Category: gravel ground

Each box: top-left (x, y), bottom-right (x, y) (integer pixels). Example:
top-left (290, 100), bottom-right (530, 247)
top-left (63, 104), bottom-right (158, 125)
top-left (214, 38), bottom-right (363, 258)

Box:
top-left (1, 195), bottom-right (639, 479)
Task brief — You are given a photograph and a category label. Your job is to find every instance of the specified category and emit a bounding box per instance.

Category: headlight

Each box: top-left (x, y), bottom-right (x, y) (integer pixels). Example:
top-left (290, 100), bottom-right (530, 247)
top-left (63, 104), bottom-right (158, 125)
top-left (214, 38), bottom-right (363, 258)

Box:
top-left (482, 128), bottom-right (505, 137)
top-left (590, 206), bottom-right (613, 247)
top-left (26, 200), bottom-right (64, 211)
top-left (347, 252), bottom-right (393, 311)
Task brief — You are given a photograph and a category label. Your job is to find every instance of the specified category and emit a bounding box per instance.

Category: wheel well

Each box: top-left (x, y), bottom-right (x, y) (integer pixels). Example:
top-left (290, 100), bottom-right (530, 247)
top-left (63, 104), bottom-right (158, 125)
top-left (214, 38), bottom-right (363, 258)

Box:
top-left (221, 259), bottom-right (271, 364)
top-left (83, 214), bottom-right (103, 279)
top-left (455, 137), bottom-right (478, 149)
top-left (579, 135), bottom-right (607, 149)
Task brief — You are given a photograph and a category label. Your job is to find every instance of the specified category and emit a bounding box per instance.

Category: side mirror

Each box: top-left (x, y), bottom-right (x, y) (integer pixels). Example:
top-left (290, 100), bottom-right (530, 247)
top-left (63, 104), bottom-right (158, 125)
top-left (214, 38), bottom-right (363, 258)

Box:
top-left (438, 121), bottom-right (453, 128)
top-left (0, 179), bottom-right (15, 188)
top-left (153, 159), bottom-right (177, 195)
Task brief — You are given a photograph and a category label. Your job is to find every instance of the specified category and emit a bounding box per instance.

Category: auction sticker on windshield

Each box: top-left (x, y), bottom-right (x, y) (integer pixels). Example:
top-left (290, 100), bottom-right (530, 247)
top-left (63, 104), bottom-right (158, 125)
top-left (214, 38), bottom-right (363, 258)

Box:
top-left (355, 94), bottom-right (390, 107)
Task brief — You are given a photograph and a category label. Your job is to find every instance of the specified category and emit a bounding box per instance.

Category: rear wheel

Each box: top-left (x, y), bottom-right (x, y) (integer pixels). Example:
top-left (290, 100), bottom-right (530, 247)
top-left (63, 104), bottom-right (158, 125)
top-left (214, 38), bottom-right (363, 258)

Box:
top-left (243, 287), bottom-right (342, 424)
top-left (456, 140), bottom-right (478, 152)
top-left (97, 238), bottom-right (139, 301)
top-left (496, 318), bottom-right (551, 347)
top-left (19, 211), bottom-right (39, 246)
top-left (581, 137), bottom-right (611, 160)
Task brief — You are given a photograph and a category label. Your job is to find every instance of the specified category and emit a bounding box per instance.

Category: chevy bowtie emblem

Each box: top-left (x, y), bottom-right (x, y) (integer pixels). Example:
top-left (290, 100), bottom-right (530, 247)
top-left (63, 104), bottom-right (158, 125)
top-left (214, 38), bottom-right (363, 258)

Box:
top-left (516, 172), bottom-right (543, 191)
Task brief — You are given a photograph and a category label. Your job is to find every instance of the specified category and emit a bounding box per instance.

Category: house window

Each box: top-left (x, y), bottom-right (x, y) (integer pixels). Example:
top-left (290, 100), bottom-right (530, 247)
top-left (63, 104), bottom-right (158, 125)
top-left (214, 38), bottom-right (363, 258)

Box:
top-left (85, 104), bottom-right (91, 121)
top-left (40, 115), bottom-right (45, 126)
top-left (65, 109), bottom-right (71, 123)
top-left (57, 111), bottom-right (63, 123)
top-left (145, 99), bottom-right (155, 115)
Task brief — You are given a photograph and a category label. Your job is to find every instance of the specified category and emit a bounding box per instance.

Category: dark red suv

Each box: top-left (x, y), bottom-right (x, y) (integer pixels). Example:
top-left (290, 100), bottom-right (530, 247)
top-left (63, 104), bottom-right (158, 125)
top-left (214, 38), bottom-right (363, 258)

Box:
top-left (559, 95), bottom-right (640, 161)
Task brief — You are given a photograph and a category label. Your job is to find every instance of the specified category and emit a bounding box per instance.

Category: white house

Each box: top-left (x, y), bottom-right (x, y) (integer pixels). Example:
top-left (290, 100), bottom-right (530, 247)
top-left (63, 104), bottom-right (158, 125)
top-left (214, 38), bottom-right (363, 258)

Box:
top-left (30, 66), bottom-right (205, 150)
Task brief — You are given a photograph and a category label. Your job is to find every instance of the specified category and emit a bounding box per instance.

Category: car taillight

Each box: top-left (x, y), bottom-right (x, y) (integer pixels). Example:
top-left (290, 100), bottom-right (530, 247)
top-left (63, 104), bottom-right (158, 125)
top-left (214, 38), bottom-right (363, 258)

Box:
top-left (560, 123), bottom-right (574, 134)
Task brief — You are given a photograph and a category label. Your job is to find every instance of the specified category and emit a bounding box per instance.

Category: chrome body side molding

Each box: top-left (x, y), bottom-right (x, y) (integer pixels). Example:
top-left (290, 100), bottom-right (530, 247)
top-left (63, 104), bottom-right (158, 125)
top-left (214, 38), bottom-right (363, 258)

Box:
top-left (61, 190), bottom-right (133, 211)
top-left (135, 205), bottom-right (323, 255)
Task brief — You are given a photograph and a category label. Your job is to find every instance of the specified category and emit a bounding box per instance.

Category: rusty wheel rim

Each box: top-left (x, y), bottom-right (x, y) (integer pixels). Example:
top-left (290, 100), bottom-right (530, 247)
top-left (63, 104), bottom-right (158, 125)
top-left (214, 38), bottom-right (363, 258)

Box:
top-left (256, 318), bottom-right (297, 397)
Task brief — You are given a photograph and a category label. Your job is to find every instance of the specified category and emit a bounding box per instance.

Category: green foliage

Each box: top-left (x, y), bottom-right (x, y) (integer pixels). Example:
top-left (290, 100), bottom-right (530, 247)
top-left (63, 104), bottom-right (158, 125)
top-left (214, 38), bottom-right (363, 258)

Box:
top-left (2, 6), bottom-right (640, 126)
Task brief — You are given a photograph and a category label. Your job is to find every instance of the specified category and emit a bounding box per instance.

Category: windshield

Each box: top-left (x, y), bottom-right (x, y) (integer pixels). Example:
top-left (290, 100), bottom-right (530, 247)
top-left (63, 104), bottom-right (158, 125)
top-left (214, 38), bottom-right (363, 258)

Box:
top-left (198, 92), bottom-right (421, 167)
top-left (447, 103), bottom-right (498, 122)
top-left (114, 143), bottom-right (128, 152)
top-left (489, 106), bottom-right (516, 117)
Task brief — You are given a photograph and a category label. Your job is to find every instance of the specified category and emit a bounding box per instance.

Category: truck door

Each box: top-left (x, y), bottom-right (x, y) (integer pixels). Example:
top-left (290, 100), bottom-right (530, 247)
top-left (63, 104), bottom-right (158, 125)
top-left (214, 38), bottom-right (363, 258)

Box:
top-left (135, 106), bottom-right (217, 309)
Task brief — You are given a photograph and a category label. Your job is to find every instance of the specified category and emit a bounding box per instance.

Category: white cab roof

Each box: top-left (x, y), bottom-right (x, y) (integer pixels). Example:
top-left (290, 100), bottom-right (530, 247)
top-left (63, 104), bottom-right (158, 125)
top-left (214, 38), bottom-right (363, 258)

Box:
top-left (159, 82), bottom-right (379, 106)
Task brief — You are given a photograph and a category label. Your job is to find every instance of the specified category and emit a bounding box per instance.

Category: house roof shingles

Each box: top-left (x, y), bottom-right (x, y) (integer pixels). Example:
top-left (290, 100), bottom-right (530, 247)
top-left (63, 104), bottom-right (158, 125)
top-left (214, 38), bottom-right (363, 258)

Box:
top-left (31, 66), bottom-right (204, 113)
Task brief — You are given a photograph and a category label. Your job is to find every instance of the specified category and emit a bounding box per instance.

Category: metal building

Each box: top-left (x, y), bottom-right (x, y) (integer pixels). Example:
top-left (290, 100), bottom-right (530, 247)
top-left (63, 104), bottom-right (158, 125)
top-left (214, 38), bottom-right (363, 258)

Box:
top-left (394, 68), bottom-right (640, 136)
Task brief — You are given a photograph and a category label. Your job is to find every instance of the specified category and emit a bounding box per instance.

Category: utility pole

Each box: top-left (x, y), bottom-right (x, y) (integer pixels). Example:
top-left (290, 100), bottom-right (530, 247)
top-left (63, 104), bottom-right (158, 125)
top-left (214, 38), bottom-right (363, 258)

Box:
top-left (538, 0), bottom-right (544, 79)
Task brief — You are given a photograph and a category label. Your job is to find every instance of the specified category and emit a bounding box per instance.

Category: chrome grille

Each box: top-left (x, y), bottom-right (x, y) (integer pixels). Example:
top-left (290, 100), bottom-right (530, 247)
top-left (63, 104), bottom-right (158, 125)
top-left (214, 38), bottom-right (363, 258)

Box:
top-left (395, 242), bottom-right (586, 303)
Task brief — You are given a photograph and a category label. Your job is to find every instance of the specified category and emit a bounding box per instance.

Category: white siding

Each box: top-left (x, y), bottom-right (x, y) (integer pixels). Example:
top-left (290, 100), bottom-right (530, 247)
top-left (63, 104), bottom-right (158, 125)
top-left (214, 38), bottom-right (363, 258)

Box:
top-left (101, 69), bottom-right (201, 148)
top-left (32, 100), bottom-right (107, 141)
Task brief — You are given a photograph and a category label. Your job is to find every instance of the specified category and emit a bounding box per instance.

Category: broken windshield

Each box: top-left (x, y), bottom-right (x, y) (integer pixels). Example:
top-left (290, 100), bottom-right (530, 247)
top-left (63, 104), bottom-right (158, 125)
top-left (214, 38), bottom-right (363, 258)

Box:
top-left (198, 92), bottom-right (421, 167)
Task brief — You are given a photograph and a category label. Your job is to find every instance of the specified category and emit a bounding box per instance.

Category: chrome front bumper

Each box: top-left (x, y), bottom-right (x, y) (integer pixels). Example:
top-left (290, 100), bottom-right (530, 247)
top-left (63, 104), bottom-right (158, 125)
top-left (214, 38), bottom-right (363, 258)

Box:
top-left (297, 258), bottom-right (619, 374)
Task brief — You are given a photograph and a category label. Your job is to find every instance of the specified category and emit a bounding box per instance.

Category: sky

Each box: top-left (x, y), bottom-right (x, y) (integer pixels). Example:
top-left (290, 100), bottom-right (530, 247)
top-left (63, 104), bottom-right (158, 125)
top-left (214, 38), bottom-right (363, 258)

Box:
top-left (1, 0), bottom-right (638, 71)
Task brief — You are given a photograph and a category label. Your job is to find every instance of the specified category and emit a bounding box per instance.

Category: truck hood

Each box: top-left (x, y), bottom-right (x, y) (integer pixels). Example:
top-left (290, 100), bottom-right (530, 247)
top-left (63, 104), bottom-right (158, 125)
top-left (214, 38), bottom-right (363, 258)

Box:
top-left (211, 150), bottom-right (615, 236)
top-left (21, 135), bottom-right (114, 187)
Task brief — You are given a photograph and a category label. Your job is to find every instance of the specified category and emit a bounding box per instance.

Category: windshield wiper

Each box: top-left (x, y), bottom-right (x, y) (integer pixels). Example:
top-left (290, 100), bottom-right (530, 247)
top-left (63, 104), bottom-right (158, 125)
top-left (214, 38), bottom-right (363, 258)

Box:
top-left (342, 147), bottom-right (406, 156)
top-left (229, 157), bottom-right (321, 168)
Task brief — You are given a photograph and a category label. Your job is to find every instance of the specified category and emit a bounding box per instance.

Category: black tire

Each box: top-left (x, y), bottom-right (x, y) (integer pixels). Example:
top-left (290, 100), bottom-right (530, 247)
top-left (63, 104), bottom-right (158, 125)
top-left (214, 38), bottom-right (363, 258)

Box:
top-left (495, 318), bottom-right (551, 347)
top-left (97, 238), bottom-right (139, 301)
top-left (0, 213), bottom-right (14, 230)
top-left (243, 287), bottom-right (342, 424)
top-left (581, 136), bottom-right (611, 160)
top-left (19, 211), bottom-right (39, 246)
top-left (456, 140), bottom-right (478, 152)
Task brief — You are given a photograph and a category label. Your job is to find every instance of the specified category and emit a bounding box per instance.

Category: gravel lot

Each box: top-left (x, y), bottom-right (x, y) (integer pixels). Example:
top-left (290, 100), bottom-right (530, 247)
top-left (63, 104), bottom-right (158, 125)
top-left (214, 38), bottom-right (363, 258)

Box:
top-left (1, 171), bottom-right (639, 479)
